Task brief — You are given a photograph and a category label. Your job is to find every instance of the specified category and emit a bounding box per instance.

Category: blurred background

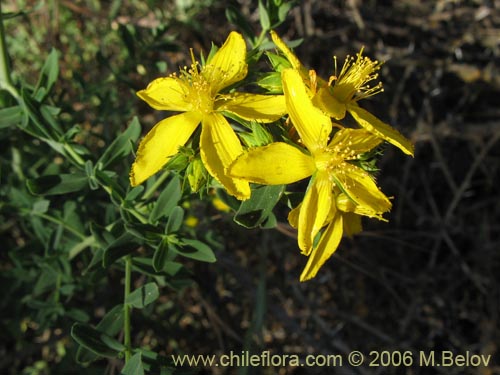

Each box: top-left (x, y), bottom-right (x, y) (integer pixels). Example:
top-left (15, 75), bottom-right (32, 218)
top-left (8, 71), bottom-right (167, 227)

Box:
top-left (1, 0), bottom-right (499, 374)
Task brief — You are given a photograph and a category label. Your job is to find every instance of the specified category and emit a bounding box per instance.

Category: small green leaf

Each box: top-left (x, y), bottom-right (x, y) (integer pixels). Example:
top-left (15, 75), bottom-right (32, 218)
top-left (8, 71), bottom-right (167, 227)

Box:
top-left (103, 233), bottom-right (138, 268)
top-left (27, 173), bottom-right (88, 195)
top-left (126, 282), bottom-right (159, 309)
top-left (34, 48), bottom-right (59, 101)
top-left (165, 206), bottom-right (184, 234)
top-left (118, 23), bottom-right (136, 58)
top-left (75, 304), bottom-right (124, 363)
top-left (149, 175), bottom-right (181, 222)
top-left (256, 72), bottom-right (283, 93)
top-left (97, 304), bottom-right (125, 335)
top-left (277, 2), bottom-right (293, 23)
top-left (152, 239), bottom-right (169, 272)
top-left (97, 117), bottom-right (141, 169)
top-left (234, 184), bottom-right (284, 228)
top-left (71, 323), bottom-right (120, 358)
top-left (123, 222), bottom-right (163, 241)
top-left (122, 352), bottom-right (144, 375)
top-left (0, 106), bottom-right (23, 129)
top-left (175, 240), bottom-right (216, 263)
top-left (259, 0), bottom-right (271, 30)
top-left (125, 186), bottom-right (145, 202)
top-left (266, 52), bottom-right (292, 71)
top-left (32, 199), bottom-right (50, 214)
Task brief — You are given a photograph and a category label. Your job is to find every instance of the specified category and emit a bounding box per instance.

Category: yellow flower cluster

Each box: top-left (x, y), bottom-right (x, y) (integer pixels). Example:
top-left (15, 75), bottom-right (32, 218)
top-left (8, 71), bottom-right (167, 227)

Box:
top-left (131, 31), bottom-right (414, 282)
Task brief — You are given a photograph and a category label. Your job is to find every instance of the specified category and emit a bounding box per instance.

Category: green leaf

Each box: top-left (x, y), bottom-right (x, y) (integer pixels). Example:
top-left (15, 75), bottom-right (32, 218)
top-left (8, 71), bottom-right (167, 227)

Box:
top-left (32, 199), bottom-right (50, 214)
top-left (122, 352), bottom-right (144, 375)
top-left (97, 304), bottom-right (125, 335)
top-left (266, 52), bottom-right (293, 72)
top-left (0, 106), bottom-right (23, 129)
top-left (259, 0), bottom-right (271, 31)
top-left (20, 89), bottom-right (61, 140)
top-left (234, 184), bottom-right (284, 228)
top-left (126, 282), bottom-right (159, 309)
top-left (97, 117), bottom-right (141, 169)
top-left (33, 265), bottom-right (59, 295)
top-left (71, 323), bottom-right (121, 358)
top-left (125, 186), bottom-right (145, 202)
top-left (34, 48), bottom-right (59, 101)
top-left (256, 72), bottom-right (283, 93)
top-left (27, 173), bottom-right (88, 195)
top-left (152, 239), bottom-right (169, 272)
top-left (118, 23), bottom-right (136, 58)
top-left (238, 122), bottom-right (273, 148)
top-left (165, 206), bottom-right (184, 234)
top-left (103, 233), bottom-right (138, 268)
top-left (149, 175), bottom-right (181, 222)
top-left (175, 240), bottom-right (216, 263)
top-left (123, 222), bottom-right (163, 241)
top-left (277, 2), bottom-right (293, 24)
top-left (75, 304), bottom-right (124, 364)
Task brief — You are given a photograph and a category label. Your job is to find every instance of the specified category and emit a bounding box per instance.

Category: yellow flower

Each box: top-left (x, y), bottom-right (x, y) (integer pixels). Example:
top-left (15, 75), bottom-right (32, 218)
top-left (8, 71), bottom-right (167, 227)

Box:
top-left (130, 31), bottom-right (286, 200)
top-left (229, 69), bottom-right (392, 281)
top-left (270, 31), bottom-right (414, 156)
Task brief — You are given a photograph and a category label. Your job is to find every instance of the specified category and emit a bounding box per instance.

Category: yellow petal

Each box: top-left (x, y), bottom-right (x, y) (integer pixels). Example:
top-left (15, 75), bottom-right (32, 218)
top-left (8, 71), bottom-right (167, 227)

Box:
top-left (200, 113), bottom-right (250, 200)
top-left (343, 212), bottom-right (362, 238)
top-left (347, 103), bottom-right (414, 156)
top-left (329, 128), bottom-right (382, 156)
top-left (298, 172), bottom-right (333, 255)
top-left (332, 163), bottom-right (392, 218)
top-left (217, 93), bottom-right (286, 123)
top-left (282, 69), bottom-right (332, 152)
top-left (300, 212), bottom-right (343, 282)
top-left (270, 30), bottom-right (303, 72)
top-left (287, 203), bottom-right (301, 228)
top-left (130, 111), bottom-right (201, 186)
top-left (229, 142), bottom-right (315, 185)
top-left (312, 86), bottom-right (346, 120)
top-left (137, 77), bottom-right (192, 111)
top-left (204, 31), bottom-right (248, 94)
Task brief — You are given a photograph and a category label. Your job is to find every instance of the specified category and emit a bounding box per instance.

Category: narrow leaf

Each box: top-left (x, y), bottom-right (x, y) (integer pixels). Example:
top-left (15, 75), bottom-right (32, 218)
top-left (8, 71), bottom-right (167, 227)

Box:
top-left (149, 175), bottom-right (181, 222)
top-left (0, 106), bottom-right (23, 129)
top-left (175, 240), bottom-right (216, 263)
top-left (152, 239), bottom-right (169, 272)
top-left (27, 173), bottom-right (88, 195)
top-left (125, 282), bottom-right (160, 309)
top-left (71, 323), bottom-right (120, 358)
top-left (234, 184), bottom-right (284, 228)
top-left (97, 117), bottom-right (141, 169)
top-left (122, 352), bottom-right (144, 375)
top-left (103, 233), bottom-right (138, 268)
top-left (75, 304), bottom-right (124, 364)
top-left (165, 206), bottom-right (184, 234)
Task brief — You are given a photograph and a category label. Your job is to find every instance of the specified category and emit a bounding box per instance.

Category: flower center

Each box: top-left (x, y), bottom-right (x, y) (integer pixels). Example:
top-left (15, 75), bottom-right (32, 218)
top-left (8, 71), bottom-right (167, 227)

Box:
top-left (177, 51), bottom-right (215, 114)
top-left (329, 49), bottom-right (383, 103)
top-left (314, 139), bottom-right (361, 174)
top-left (314, 149), bottom-right (341, 172)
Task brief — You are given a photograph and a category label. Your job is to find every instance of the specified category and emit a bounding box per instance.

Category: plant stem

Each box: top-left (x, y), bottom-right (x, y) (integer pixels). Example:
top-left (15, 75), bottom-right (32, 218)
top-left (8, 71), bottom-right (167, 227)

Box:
top-left (0, 1), bottom-right (12, 87)
top-left (142, 170), bottom-right (170, 200)
top-left (123, 255), bottom-right (132, 362)
top-left (0, 1), bottom-right (20, 102)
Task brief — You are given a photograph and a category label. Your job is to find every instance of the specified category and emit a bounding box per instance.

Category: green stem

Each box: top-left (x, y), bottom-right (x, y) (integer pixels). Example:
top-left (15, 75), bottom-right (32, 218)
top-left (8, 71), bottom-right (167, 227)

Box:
top-left (0, 1), bottom-right (21, 102)
top-left (123, 255), bottom-right (132, 362)
top-left (253, 29), bottom-right (267, 49)
top-left (63, 143), bottom-right (86, 166)
top-left (30, 211), bottom-right (87, 240)
top-left (142, 170), bottom-right (170, 200)
top-left (0, 1), bottom-right (12, 86)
